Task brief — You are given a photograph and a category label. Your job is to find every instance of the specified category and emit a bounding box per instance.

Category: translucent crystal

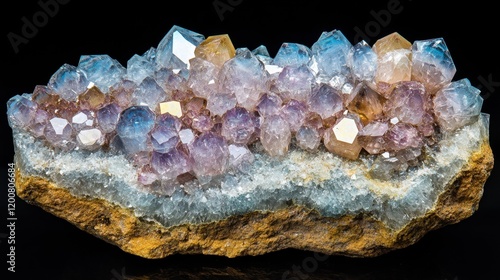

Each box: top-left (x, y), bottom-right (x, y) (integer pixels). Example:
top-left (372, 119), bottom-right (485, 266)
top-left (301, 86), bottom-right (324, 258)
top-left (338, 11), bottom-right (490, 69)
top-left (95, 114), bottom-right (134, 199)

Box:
top-left (187, 57), bottom-right (219, 98)
top-left (131, 77), bottom-right (167, 110)
top-left (7, 95), bottom-right (37, 128)
top-left (48, 64), bottom-right (89, 101)
top-left (383, 81), bottom-right (428, 125)
top-left (116, 106), bottom-right (156, 154)
top-left (221, 107), bottom-right (255, 144)
top-left (272, 43), bottom-right (312, 67)
top-left (194, 34), bottom-right (236, 68)
top-left (274, 65), bottom-right (315, 102)
top-left (76, 128), bottom-right (104, 150)
top-left (151, 148), bottom-right (192, 180)
top-left (78, 86), bottom-right (105, 110)
top-left (311, 30), bottom-right (352, 79)
top-left (156, 25), bottom-right (205, 71)
top-left (348, 41), bottom-right (378, 82)
top-left (295, 125), bottom-right (321, 151)
top-left (189, 132), bottom-right (229, 178)
top-left (375, 49), bottom-right (412, 84)
top-left (71, 110), bottom-right (94, 131)
top-left (218, 48), bottom-right (269, 110)
top-left (280, 100), bottom-right (307, 132)
top-left (78, 55), bottom-right (126, 92)
top-left (260, 114), bottom-right (291, 158)
top-left (347, 83), bottom-right (384, 124)
top-left (372, 32), bottom-right (412, 57)
top-left (358, 121), bottom-right (389, 155)
top-left (150, 124), bottom-right (179, 154)
top-left (228, 144), bottom-right (254, 169)
top-left (252, 45), bottom-right (273, 65)
top-left (44, 117), bottom-right (74, 150)
top-left (126, 54), bottom-right (155, 84)
top-left (256, 93), bottom-right (282, 117)
top-left (206, 92), bottom-right (237, 116)
top-left (308, 84), bottom-right (343, 119)
top-left (96, 103), bottom-right (121, 133)
top-left (433, 79), bottom-right (483, 132)
top-left (412, 38), bottom-right (456, 93)
top-left (384, 123), bottom-right (423, 151)
top-left (324, 113), bottom-right (363, 160)
top-left (373, 33), bottom-right (412, 85)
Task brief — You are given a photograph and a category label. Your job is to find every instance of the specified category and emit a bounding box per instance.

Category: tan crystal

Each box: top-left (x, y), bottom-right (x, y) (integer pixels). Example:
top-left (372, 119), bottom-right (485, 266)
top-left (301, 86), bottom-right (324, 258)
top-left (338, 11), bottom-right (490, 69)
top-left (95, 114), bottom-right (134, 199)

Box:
top-left (324, 114), bottom-right (363, 160)
top-left (159, 101), bottom-right (183, 117)
top-left (347, 83), bottom-right (384, 124)
top-left (194, 34), bottom-right (236, 68)
top-left (372, 32), bottom-right (411, 57)
top-left (333, 118), bottom-right (359, 144)
top-left (373, 33), bottom-right (412, 85)
top-left (78, 86), bottom-right (105, 109)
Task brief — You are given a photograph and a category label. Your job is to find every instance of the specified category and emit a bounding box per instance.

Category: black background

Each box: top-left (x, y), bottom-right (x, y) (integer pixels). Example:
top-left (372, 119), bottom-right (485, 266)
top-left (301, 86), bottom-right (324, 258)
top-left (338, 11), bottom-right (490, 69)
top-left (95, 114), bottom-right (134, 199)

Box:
top-left (1, 0), bottom-right (499, 279)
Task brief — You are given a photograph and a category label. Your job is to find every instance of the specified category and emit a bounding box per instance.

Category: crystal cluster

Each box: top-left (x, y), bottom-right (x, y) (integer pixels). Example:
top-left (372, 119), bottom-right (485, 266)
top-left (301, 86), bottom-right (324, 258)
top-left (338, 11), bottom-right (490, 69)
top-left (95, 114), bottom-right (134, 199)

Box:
top-left (7, 26), bottom-right (484, 190)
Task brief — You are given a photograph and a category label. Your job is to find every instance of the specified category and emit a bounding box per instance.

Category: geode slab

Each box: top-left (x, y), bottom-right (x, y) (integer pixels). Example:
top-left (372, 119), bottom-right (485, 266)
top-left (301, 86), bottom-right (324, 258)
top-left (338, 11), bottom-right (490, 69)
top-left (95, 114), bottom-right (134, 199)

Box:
top-left (9, 26), bottom-right (493, 258)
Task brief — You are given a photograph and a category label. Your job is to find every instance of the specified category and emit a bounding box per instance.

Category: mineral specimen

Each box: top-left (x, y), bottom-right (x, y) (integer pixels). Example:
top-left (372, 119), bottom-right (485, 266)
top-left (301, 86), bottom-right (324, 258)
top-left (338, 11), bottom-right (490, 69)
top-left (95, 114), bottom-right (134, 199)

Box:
top-left (8, 26), bottom-right (493, 259)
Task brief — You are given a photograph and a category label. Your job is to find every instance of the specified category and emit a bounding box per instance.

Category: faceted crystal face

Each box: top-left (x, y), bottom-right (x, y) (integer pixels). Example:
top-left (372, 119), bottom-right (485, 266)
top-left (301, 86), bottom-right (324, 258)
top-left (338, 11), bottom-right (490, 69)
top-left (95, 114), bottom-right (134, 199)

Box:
top-left (348, 41), bottom-right (378, 82)
top-left (272, 43), bottom-right (312, 67)
top-left (375, 49), bottom-right (412, 84)
top-left (433, 79), bottom-right (483, 131)
top-left (221, 107), bottom-right (256, 144)
top-left (194, 34), bottom-right (236, 68)
top-left (411, 38), bottom-right (456, 93)
top-left (347, 83), bottom-right (384, 123)
top-left (333, 117), bottom-right (359, 144)
top-left (156, 25), bottom-right (205, 70)
top-left (372, 32), bottom-right (412, 57)
top-left (324, 114), bottom-right (363, 160)
top-left (311, 30), bottom-right (352, 79)
top-left (48, 64), bottom-right (89, 101)
top-left (189, 132), bottom-right (229, 178)
top-left (116, 106), bottom-right (156, 154)
top-left (218, 48), bottom-right (269, 110)
top-left (383, 81), bottom-right (428, 126)
top-left (274, 65), bottom-right (315, 102)
top-left (7, 25), bottom-right (487, 189)
top-left (126, 54), bottom-right (155, 84)
top-left (78, 55), bottom-right (126, 92)
top-left (260, 114), bottom-right (291, 158)
top-left (308, 84), bottom-right (343, 119)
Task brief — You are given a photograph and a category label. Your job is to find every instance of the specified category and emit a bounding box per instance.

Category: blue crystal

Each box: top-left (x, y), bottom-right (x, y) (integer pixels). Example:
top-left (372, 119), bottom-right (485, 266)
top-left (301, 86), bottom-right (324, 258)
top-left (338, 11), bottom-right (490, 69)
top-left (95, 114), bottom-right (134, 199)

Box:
top-left (131, 77), bottom-right (167, 110)
top-left (127, 54), bottom-right (155, 84)
top-left (48, 64), bottom-right (89, 101)
top-left (412, 38), bottom-right (456, 88)
top-left (252, 45), bottom-right (273, 65)
top-left (78, 55), bottom-right (126, 93)
top-left (272, 43), bottom-right (312, 67)
top-left (116, 106), bottom-right (156, 154)
top-left (155, 25), bottom-right (205, 71)
top-left (348, 41), bottom-right (377, 82)
top-left (434, 78), bottom-right (483, 131)
top-left (311, 30), bottom-right (353, 79)
top-left (7, 95), bottom-right (37, 128)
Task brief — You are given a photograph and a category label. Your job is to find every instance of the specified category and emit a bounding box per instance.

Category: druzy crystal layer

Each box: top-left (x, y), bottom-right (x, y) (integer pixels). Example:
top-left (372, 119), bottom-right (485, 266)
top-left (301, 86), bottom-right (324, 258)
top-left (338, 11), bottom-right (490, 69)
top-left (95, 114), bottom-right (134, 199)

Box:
top-left (8, 26), bottom-right (483, 193)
